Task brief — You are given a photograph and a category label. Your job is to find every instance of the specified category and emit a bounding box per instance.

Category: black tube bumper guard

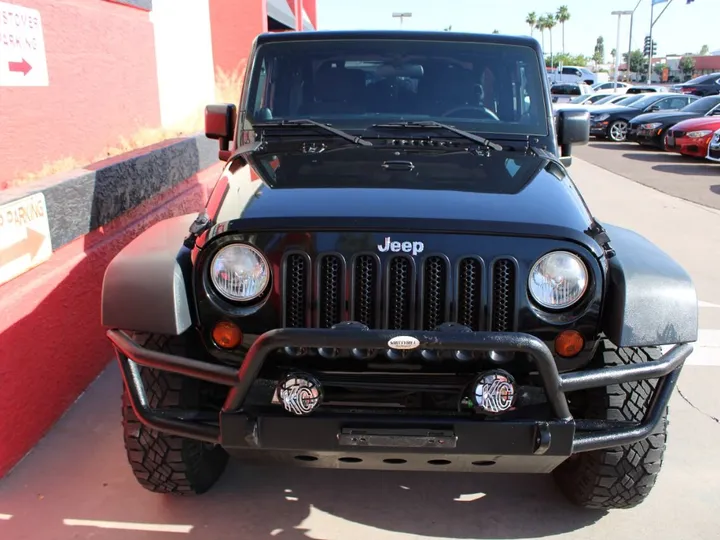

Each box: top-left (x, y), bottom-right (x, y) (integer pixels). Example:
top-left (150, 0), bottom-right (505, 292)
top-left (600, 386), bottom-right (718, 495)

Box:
top-left (108, 328), bottom-right (693, 468)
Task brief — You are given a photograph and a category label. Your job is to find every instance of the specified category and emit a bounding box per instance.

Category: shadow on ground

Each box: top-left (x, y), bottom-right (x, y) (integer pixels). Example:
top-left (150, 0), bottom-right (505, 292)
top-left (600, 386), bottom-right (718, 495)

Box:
top-left (0, 365), bottom-right (605, 540)
top-left (653, 163), bottom-right (720, 176)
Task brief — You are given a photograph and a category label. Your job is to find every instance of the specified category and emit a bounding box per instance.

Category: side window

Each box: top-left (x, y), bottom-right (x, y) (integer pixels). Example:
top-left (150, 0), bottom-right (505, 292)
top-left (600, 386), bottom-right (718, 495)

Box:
top-left (253, 59), bottom-right (268, 113)
top-left (667, 97), bottom-right (688, 109)
top-left (561, 67), bottom-right (574, 75)
top-left (653, 98), bottom-right (674, 110)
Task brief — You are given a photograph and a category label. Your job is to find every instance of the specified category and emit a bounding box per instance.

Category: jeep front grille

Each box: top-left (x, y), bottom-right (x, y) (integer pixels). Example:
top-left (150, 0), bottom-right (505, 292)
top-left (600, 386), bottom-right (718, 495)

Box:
top-left (283, 252), bottom-right (517, 332)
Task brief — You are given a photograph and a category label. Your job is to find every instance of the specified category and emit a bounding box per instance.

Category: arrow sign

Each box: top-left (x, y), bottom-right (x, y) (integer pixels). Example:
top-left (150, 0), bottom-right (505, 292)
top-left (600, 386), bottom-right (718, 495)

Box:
top-left (8, 59), bottom-right (32, 76)
top-left (0, 193), bottom-right (53, 285)
top-left (0, 2), bottom-right (49, 87)
top-left (0, 228), bottom-right (46, 267)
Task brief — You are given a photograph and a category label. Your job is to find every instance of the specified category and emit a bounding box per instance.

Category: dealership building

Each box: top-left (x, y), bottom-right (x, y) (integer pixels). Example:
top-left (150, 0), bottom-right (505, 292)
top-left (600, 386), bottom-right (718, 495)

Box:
top-left (0, 0), bottom-right (318, 187)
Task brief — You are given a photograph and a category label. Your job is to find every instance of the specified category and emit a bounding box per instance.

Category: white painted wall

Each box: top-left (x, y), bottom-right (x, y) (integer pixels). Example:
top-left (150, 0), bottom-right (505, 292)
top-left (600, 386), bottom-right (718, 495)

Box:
top-left (150, 0), bottom-right (216, 129)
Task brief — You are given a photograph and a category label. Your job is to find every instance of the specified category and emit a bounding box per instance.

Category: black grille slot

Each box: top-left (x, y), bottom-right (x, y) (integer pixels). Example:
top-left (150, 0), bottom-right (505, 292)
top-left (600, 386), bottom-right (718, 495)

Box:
top-left (318, 255), bottom-right (343, 328)
top-left (422, 256), bottom-right (449, 330)
top-left (672, 130), bottom-right (685, 138)
top-left (284, 254), bottom-right (308, 328)
top-left (491, 259), bottom-right (516, 332)
top-left (457, 257), bottom-right (482, 331)
top-left (387, 256), bottom-right (414, 330)
top-left (281, 249), bottom-right (519, 332)
top-left (352, 255), bottom-right (379, 328)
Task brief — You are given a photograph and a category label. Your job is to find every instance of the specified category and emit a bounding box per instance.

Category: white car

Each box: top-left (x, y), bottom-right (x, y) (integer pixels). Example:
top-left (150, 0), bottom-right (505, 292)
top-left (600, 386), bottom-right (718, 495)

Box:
top-left (592, 81), bottom-right (631, 94)
top-left (548, 65), bottom-right (598, 86)
top-left (707, 128), bottom-right (720, 162)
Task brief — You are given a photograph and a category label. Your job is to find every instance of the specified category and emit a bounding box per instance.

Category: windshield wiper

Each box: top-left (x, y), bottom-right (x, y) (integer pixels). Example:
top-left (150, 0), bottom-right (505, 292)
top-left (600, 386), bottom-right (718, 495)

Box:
top-left (253, 119), bottom-right (373, 146)
top-left (371, 121), bottom-right (503, 151)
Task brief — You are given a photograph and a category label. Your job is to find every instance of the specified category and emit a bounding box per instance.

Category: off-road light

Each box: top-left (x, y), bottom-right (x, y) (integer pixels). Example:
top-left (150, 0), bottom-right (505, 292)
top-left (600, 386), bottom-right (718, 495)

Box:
top-left (276, 373), bottom-right (323, 416)
top-left (471, 370), bottom-right (516, 414)
top-left (209, 243), bottom-right (270, 302)
top-left (528, 250), bottom-right (588, 309)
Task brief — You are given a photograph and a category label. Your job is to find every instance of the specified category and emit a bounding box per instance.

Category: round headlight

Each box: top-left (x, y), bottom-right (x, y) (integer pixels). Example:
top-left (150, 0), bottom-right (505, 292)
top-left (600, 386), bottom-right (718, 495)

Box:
top-left (528, 251), bottom-right (588, 309)
top-left (210, 244), bottom-right (270, 302)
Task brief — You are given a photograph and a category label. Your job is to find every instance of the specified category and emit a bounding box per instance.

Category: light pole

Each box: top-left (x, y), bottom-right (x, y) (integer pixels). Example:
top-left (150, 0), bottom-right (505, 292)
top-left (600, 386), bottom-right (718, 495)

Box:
top-left (646, 0), bottom-right (674, 83)
top-left (611, 10), bottom-right (633, 89)
top-left (392, 12), bottom-right (412, 27)
top-left (626, 0), bottom-right (643, 82)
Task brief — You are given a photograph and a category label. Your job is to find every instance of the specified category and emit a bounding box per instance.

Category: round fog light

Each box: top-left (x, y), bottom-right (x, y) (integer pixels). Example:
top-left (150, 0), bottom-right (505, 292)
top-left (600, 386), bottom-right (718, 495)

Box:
top-left (555, 330), bottom-right (585, 358)
top-left (212, 321), bottom-right (243, 349)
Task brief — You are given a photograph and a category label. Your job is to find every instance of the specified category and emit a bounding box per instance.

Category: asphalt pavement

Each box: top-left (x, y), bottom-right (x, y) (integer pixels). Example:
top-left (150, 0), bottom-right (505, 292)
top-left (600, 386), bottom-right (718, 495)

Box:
top-left (574, 140), bottom-right (720, 210)
top-left (1, 155), bottom-right (720, 540)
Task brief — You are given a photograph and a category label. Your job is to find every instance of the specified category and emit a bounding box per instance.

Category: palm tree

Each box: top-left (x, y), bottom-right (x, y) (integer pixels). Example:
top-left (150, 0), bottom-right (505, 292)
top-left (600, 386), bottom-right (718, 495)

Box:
top-left (526, 12), bottom-right (537, 37)
top-left (536, 16), bottom-right (546, 51)
top-left (545, 13), bottom-right (556, 68)
top-left (556, 6), bottom-right (570, 56)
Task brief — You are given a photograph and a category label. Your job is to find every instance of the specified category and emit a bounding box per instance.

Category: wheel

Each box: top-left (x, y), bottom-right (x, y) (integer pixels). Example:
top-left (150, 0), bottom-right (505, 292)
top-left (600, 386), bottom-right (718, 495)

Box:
top-left (608, 120), bottom-right (628, 142)
top-left (553, 340), bottom-right (668, 509)
top-left (121, 332), bottom-right (229, 495)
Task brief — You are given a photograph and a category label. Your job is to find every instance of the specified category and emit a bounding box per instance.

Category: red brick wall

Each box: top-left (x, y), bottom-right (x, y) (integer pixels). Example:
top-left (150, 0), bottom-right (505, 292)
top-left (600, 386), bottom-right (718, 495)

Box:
top-left (208, 0), bottom-right (267, 79)
top-left (0, 0), bottom-right (161, 186)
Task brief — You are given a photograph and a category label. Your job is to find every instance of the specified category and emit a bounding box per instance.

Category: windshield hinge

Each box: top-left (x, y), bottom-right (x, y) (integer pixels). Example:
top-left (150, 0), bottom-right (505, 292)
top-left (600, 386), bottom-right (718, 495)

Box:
top-left (183, 211), bottom-right (212, 249)
top-left (586, 221), bottom-right (615, 258)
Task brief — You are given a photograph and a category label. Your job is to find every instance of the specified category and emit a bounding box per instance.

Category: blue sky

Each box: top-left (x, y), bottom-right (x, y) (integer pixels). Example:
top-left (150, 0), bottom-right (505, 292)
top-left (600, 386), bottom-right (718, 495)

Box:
top-left (316, 0), bottom-right (717, 59)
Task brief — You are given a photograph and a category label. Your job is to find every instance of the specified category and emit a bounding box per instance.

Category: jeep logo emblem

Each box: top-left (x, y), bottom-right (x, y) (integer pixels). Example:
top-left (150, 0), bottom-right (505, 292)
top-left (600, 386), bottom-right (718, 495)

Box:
top-left (377, 237), bottom-right (424, 256)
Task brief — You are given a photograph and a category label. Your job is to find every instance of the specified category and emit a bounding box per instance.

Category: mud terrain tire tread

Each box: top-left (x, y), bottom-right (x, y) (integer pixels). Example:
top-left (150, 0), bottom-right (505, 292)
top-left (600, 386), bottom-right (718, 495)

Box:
top-left (553, 340), bottom-right (668, 510)
top-left (121, 332), bottom-right (228, 495)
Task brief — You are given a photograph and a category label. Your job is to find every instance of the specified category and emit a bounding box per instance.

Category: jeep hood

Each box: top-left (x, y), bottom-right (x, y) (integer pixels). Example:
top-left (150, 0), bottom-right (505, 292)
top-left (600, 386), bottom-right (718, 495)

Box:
top-left (208, 147), bottom-right (601, 253)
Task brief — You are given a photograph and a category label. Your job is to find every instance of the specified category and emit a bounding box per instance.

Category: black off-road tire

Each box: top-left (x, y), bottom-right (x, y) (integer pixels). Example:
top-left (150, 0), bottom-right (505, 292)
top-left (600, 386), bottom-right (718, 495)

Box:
top-left (553, 340), bottom-right (668, 510)
top-left (121, 332), bottom-right (229, 495)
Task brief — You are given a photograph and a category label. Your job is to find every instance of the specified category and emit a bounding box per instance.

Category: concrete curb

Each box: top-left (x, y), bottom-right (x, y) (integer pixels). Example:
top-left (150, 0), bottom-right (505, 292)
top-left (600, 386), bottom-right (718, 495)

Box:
top-left (0, 134), bottom-right (218, 251)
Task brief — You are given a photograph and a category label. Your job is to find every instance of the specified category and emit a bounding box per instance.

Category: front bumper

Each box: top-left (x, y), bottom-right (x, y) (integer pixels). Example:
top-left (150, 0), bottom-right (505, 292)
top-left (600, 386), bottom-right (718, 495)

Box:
top-left (108, 328), bottom-right (692, 472)
top-left (628, 126), bottom-right (664, 147)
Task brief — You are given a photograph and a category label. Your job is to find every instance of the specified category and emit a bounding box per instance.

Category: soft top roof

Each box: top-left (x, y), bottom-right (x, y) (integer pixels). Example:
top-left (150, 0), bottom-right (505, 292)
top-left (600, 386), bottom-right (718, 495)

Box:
top-left (254, 29), bottom-right (543, 53)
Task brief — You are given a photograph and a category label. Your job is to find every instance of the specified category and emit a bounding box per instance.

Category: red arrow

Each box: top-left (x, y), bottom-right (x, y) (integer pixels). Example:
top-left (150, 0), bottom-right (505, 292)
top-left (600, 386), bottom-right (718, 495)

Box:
top-left (0, 228), bottom-right (46, 267)
top-left (8, 59), bottom-right (32, 76)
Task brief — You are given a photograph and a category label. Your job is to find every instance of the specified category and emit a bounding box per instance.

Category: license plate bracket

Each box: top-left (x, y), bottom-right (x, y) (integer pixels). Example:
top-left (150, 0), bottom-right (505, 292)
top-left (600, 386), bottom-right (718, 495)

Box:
top-left (338, 428), bottom-right (457, 449)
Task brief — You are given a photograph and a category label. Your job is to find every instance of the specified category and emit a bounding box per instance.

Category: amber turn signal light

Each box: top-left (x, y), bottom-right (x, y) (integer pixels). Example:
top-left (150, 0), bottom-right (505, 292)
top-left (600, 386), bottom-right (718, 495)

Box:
top-left (212, 321), bottom-right (243, 349)
top-left (555, 330), bottom-right (584, 358)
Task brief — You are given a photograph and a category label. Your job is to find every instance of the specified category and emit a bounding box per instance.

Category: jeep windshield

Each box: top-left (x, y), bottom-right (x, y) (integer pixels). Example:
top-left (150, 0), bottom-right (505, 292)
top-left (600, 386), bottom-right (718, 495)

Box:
top-left (242, 37), bottom-right (549, 138)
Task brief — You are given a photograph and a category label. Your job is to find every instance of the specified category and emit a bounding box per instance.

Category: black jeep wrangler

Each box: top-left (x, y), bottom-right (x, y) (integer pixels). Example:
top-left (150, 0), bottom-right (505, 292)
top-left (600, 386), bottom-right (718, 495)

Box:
top-left (101, 30), bottom-right (698, 509)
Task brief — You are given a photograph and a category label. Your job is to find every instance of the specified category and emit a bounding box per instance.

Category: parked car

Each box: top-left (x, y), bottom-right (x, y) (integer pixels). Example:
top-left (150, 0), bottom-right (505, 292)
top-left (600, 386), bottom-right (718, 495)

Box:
top-left (625, 85), bottom-right (669, 94)
top-left (592, 93), bottom-right (646, 107)
top-left (568, 92), bottom-right (617, 105)
top-left (550, 82), bottom-right (594, 103)
top-left (548, 65), bottom-right (598, 86)
top-left (100, 29), bottom-right (697, 510)
top-left (591, 81), bottom-right (631, 94)
top-left (673, 73), bottom-right (720, 97)
top-left (628, 95), bottom-right (720, 148)
top-left (664, 116), bottom-right (720, 158)
top-left (707, 128), bottom-right (720, 162)
top-left (589, 93), bottom-right (696, 142)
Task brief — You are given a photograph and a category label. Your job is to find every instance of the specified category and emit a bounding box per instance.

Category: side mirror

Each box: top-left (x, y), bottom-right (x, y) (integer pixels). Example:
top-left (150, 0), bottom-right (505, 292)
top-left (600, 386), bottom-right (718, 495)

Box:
top-left (646, 105), bottom-right (660, 112)
top-left (557, 109), bottom-right (590, 166)
top-left (205, 104), bottom-right (237, 161)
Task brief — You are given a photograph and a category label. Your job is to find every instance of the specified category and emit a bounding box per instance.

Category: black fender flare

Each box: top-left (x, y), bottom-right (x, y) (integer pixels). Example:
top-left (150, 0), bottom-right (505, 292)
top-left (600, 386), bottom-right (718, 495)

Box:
top-left (601, 223), bottom-right (698, 347)
top-left (101, 213), bottom-right (196, 335)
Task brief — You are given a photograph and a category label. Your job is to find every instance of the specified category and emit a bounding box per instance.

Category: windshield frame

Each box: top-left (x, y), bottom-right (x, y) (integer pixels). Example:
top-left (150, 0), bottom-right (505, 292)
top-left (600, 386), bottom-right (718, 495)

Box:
top-left (239, 37), bottom-right (551, 139)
